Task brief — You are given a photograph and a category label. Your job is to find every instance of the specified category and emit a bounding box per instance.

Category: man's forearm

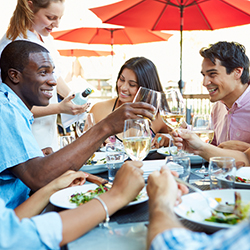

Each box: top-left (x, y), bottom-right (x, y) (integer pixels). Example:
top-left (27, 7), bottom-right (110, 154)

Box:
top-left (198, 143), bottom-right (250, 165)
top-left (11, 119), bottom-right (112, 191)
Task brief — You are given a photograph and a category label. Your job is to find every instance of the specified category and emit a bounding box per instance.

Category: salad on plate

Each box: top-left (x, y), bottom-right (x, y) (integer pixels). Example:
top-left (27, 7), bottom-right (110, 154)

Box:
top-left (69, 185), bottom-right (144, 207)
top-left (204, 192), bottom-right (250, 225)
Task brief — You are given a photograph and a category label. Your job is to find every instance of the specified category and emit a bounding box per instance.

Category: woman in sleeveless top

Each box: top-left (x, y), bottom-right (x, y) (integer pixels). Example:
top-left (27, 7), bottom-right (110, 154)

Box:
top-left (90, 57), bottom-right (171, 148)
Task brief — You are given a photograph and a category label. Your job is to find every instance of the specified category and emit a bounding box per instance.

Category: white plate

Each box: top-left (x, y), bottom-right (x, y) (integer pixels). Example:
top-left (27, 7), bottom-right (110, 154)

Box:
top-left (235, 167), bottom-right (250, 189)
top-left (174, 189), bottom-right (250, 232)
top-left (157, 147), bottom-right (203, 164)
top-left (80, 152), bottom-right (128, 174)
top-left (50, 184), bottom-right (148, 209)
top-left (80, 152), bottom-right (107, 174)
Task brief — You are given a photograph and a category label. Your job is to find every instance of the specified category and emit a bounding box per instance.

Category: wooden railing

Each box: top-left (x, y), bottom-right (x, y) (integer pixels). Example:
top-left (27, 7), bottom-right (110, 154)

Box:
top-left (183, 93), bottom-right (212, 115)
top-left (183, 93), bottom-right (212, 123)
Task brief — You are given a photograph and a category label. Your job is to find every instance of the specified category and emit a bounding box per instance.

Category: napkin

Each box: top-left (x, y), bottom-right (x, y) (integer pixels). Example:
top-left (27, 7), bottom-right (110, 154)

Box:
top-left (142, 160), bottom-right (165, 180)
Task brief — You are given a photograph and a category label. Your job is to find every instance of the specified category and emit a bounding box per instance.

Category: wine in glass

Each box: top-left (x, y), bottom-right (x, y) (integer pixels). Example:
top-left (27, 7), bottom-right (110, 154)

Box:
top-left (76, 113), bottom-right (95, 137)
top-left (159, 88), bottom-right (186, 155)
top-left (159, 88), bottom-right (186, 130)
top-left (133, 86), bottom-right (161, 120)
top-left (192, 114), bottom-right (214, 175)
top-left (123, 118), bottom-right (151, 161)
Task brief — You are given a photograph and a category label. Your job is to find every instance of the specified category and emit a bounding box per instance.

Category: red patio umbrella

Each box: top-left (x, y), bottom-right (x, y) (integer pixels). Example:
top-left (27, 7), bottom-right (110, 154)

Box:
top-left (58, 49), bottom-right (113, 57)
top-left (51, 26), bottom-right (172, 59)
top-left (90, 0), bottom-right (250, 93)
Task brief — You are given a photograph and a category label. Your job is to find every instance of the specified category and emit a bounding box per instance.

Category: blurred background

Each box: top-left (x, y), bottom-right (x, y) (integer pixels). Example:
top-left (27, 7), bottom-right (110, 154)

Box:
top-left (1, 0), bottom-right (250, 105)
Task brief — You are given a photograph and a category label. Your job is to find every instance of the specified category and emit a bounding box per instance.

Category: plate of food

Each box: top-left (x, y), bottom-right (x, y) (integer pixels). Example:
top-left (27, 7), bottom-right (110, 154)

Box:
top-left (157, 146), bottom-right (203, 164)
top-left (174, 189), bottom-right (250, 232)
top-left (80, 152), bottom-right (108, 174)
top-left (235, 167), bottom-right (250, 189)
top-left (50, 183), bottom-right (148, 209)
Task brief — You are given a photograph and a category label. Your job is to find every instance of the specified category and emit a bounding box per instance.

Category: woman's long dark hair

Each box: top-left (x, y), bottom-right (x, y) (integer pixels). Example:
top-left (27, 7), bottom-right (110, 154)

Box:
top-left (116, 57), bottom-right (163, 93)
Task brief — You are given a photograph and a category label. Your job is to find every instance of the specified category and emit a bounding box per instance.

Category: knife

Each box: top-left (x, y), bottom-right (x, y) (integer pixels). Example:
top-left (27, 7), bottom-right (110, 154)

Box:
top-left (86, 173), bottom-right (112, 189)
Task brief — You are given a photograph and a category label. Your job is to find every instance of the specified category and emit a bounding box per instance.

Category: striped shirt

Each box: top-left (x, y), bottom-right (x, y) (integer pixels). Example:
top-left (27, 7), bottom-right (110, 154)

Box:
top-left (150, 220), bottom-right (250, 250)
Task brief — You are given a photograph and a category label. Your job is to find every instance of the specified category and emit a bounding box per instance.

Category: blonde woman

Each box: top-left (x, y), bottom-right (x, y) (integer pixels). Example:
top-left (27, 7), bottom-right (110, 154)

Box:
top-left (0, 0), bottom-right (89, 151)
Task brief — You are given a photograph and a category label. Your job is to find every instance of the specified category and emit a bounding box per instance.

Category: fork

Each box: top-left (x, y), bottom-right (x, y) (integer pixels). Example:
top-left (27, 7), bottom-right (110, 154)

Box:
top-left (174, 176), bottom-right (234, 213)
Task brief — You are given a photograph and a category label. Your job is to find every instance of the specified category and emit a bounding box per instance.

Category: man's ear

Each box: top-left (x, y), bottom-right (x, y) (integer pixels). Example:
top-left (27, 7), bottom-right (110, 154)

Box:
top-left (234, 67), bottom-right (244, 80)
top-left (8, 68), bottom-right (21, 85)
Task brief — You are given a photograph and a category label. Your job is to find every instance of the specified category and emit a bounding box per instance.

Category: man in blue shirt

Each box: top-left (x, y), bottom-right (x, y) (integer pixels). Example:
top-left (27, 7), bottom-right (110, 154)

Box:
top-left (0, 40), bottom-right (155, 208)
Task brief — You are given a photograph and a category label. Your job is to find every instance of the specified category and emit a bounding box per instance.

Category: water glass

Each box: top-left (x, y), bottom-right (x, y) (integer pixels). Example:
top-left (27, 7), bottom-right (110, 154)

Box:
top-left (60, 135), bottom-right (75, 148)
top-left (209, 157), bottom-right (236, 189)
top-left (76, 113), bottom-right (95, 137)
top-left (106, 143), bottom-right (125, 182)
top-left (165, 155), bottom-right (191, 182)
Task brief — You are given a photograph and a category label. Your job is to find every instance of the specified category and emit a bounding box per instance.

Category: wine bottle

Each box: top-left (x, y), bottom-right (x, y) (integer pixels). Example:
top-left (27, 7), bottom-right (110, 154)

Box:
top-left (72, 88), bottom-right (92, 105)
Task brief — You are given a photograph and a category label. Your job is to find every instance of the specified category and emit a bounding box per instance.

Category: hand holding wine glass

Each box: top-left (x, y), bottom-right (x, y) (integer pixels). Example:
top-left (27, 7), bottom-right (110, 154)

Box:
top-left (133, 86), bottom-right (161, 119)
top-left (123, 118), bottom-right (151, 161)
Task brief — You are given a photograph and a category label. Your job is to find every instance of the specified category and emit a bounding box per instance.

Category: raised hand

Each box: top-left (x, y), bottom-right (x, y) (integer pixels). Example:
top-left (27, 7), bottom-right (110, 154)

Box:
top-left (59, 94), bottom-right (90, 115)
top-left (104, 102), bottom-right (155, 135)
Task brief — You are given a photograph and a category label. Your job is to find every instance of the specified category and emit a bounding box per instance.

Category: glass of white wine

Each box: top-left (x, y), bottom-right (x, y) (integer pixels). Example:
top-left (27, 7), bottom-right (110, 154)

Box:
top-left (123, 118), bottom-right (151, 161)
top-left (192, 114), bottom-right (214, 175)
top-left (159, 88), bottom-right (186, 155)
top-left (133, 86), bottom-right (161, 120)
top-left (159, 88), bottom-right (186, 130)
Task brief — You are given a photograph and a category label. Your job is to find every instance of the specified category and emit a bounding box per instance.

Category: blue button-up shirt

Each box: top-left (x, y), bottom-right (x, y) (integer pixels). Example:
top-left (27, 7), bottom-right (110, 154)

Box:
top-left (150, 220), bottom-right (250, 250)
top-left (0, 83), bottom-right (43, 208)
top-left (0, 198), bottom-right (62, 249)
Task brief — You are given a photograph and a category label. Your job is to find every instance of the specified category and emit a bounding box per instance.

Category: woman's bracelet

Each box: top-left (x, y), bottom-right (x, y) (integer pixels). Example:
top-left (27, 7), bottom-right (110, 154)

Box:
top-left (93, 196), bottom-right (110, 228)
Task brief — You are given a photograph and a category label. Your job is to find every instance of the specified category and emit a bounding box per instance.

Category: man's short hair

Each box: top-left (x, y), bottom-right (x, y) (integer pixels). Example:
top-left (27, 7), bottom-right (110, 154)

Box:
top-left (200, 41), bottom-right (250, 84)
top-left (0, 40), bottom-right (49, 81)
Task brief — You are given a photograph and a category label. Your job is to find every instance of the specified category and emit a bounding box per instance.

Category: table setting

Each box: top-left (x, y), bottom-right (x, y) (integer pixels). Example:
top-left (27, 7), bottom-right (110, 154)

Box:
top-left (52, 88), bottom-right (250, 250)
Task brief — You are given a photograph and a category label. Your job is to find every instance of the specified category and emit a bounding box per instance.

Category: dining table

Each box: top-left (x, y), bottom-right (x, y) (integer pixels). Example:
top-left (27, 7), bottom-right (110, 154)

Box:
top-left (46, 150), bottom-right (241, 250)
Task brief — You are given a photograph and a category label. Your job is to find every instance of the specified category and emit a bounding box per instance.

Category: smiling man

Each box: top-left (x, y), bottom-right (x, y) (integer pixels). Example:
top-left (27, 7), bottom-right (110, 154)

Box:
top-left (0, 40), bottom-right (155, 208)
top-left (199, 41), bottom-right (250, 151)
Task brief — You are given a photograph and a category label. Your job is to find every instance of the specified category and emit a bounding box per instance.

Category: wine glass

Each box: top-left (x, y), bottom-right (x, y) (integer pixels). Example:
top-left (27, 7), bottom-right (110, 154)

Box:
top-left (165, 155), bottom-right (191, 182)
top-left (133, 86), bottom-right (161, 119)
top-left (60, 135), bottom-right (75, 148)
top-left (192, 114), bottom-right (214, 175)
top-left (123, 118), bottom-right (151, 161)
top-left (208, 157), bottom-right (236, 189)
top-left (159, 88), bottom-right (186, 129)
top-left (76, 113), bottom-right (95, 137)
top-left (159, 88), bottom-right (186, 154)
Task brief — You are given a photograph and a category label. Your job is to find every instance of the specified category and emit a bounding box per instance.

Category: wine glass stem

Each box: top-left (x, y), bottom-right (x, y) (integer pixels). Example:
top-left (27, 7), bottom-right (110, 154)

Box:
top-left (201, 159), bottom-right (206, 171)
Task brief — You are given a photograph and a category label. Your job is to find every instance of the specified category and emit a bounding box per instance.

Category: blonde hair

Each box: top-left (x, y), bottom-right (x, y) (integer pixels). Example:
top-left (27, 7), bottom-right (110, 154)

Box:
top-left (6, 0), bottom-right (64, 41)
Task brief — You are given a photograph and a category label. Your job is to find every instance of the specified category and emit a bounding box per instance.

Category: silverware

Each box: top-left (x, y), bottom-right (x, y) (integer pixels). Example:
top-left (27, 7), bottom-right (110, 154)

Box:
top-left (174, 176), bottom-right (234, 213)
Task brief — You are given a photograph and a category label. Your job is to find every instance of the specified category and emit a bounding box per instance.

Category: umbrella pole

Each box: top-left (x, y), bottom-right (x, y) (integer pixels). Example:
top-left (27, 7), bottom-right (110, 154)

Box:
top-left (178, 1), bottom-right (185, 95)
top-left (110, 30), bottom-right (115, 98)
